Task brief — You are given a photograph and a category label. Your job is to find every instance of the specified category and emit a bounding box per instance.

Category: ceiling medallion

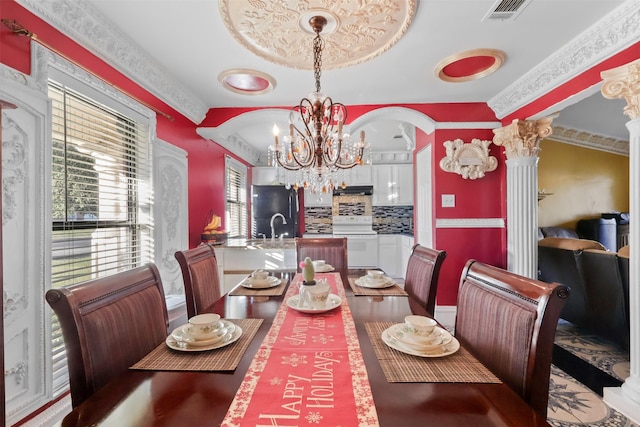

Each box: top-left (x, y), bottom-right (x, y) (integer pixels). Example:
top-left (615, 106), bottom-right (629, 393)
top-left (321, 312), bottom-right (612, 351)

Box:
top-left (435, 49), bottom-right (506, 82)
top-left (218, 69), bottom-right (276, 95)
top-left (219, 1), bottom-right (417, 70)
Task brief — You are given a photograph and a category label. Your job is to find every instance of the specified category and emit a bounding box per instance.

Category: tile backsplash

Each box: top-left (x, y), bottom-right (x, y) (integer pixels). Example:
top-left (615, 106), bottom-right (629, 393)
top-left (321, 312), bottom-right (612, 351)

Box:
top-left (303, 205), bottom-right (413, 235)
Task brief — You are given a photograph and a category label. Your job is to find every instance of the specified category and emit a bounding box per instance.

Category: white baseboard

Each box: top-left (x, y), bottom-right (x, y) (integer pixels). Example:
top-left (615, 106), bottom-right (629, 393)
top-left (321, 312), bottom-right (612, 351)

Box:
top-left (434, 305), bottom-right (457, 332)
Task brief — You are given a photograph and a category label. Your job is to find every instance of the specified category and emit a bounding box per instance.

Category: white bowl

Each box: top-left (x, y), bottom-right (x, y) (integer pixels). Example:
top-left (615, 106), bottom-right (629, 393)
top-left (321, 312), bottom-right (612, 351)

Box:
top-left (188, 313), bottom-right (222, 340)
top-left (312, 260), bottom-right (326, 269)
top-left (404, 315), bottom-right (437, 336)
top-left (367, 270), bottom-right (385, 280)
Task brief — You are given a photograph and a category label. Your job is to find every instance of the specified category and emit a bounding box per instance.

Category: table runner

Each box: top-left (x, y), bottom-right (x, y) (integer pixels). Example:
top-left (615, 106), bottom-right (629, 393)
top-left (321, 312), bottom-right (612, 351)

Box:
top-left (348, 276), bottom-right (409, 296)
top-left (229, 277), bottom-right (289, 296)
top-left (365, 322), bottom-right (501, 383)
top-left (131, 318), bottom-right (262, 372)
top-left (222, 272), bottom-right (379, 427)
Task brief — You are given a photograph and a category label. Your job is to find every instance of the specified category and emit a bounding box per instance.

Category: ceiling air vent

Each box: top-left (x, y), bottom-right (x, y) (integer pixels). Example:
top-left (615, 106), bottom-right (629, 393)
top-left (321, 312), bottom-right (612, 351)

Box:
top-left (482, 0), bottom-right (532, 22)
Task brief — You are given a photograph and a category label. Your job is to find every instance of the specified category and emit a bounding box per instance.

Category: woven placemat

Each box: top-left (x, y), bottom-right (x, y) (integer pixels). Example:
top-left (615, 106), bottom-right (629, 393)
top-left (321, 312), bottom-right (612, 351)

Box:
top-left (131, 318), bottom-right (263, 372)
top-left (348, 277), bottom-right (408, 296)
top-left (365, 322), bottom-right (501, 383)
top-left (229, 277), bottom-right (289, 296)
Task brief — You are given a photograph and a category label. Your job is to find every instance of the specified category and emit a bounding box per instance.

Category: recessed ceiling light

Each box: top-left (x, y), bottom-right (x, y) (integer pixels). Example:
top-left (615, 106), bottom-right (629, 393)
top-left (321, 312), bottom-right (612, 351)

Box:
top-left (218, 69), bottom-right (276, 95)
top-left (435, 49), bottom-right (506, 82)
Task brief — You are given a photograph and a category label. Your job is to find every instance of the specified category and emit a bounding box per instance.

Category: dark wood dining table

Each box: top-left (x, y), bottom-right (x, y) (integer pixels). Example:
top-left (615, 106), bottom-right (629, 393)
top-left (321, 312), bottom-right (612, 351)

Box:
top-left (60, 272), bottom-right (551, 426)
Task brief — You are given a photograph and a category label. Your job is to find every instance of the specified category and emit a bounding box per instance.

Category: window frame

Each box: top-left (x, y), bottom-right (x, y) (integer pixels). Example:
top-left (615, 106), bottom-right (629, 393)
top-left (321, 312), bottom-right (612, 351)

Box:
top-left (225, 155), bottom-right (248, 239)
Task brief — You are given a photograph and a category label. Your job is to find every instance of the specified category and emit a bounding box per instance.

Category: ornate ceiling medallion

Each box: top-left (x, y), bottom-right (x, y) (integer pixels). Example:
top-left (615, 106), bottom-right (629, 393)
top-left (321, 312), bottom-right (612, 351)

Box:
top-left (218, 69), bottom-right (276, 95)
top-left (435, 49), bottom-right (506, 82)
top-left (218, 1), bottom-right (417, 70)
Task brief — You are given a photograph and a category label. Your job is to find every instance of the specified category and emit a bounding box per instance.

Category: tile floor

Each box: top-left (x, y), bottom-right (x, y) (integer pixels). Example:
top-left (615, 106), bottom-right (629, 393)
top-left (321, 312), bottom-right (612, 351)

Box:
top-left (547, 320), bottom-right (637, 426)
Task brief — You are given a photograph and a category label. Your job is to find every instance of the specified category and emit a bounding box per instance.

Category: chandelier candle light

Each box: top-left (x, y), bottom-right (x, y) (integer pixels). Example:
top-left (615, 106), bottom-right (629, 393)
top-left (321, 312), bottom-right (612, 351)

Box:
top-left (271, 15), bottom-right (368, 194)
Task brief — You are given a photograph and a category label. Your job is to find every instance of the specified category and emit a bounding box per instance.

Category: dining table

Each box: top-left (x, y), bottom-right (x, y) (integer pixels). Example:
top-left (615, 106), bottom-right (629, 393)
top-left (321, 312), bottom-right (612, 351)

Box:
top-left (59, 271), bottom-right (551, 427)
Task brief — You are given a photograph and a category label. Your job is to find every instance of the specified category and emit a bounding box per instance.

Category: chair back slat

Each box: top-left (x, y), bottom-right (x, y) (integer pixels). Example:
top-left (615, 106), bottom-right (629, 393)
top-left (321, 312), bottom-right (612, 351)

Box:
top-left (175, 244), bottom-right (222, 318)
top-left (45, 263), bottom-right (168, 408)
top-left (404, 244), bottom-right (446, 315)
top-left (454, 260), bottom-right (569, 417)
top-left (295, 237), bottom-right (348, 284)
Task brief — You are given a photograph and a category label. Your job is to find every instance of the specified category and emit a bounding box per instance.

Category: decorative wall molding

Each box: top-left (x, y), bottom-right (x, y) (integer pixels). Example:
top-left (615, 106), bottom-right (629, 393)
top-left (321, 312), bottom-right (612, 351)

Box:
top-left (16, 0), bottom-right (208, 124)
top-left (439, 138), bottom-right (497, 179)
top-left (435, 218), bottom-right (505, 229)
top-left (549, 126), bottom-right (629, 156)
top-left (489, 0), bottom-right (640, 119)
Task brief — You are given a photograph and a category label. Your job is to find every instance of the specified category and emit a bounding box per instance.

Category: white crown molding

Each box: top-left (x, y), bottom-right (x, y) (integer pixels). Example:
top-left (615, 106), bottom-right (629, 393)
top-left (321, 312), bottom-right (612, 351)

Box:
top-left (436, 218), bottom-right (505, 229)
top-left (436, 121), bottom-right (502, 130)
top-left (548, 126), bottom-right (629, 156)
top-left (16, 0), bottom-right (208, 124)
top-left (197, 127), bottom-right (262, 166)
top-left (489, 0), bottom-right (640, 119)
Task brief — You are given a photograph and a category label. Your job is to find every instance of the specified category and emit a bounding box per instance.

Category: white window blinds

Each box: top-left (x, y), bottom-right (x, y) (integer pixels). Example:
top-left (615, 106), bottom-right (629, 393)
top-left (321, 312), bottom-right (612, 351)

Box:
top-left (225, 156), bottom-right (247, 239)
top-left (48, 80), bottom-right (153, 395)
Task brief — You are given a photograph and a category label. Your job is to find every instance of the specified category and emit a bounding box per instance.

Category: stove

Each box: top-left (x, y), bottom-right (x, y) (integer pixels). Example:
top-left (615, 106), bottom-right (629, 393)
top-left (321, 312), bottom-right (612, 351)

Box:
top-left (332, 216), bottom-right (378, 268)
top-left (332, 216), bottom-right (378, 235)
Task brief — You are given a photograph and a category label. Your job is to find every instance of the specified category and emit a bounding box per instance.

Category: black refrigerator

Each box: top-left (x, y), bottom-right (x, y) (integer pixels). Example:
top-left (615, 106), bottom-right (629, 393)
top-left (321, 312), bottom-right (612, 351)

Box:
top-left (251, 185), bottom-right (300, 239)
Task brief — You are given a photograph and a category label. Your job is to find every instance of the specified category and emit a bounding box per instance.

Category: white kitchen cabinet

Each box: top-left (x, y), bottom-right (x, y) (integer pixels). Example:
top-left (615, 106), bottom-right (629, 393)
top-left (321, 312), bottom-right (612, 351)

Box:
top-left (252, 167), bottom-right (284, 185)
top-left (396, 164), bottom-right (414, 205)
top-left (378, 235), bottom-right (400, 277)
top-left (347, 165), bottom-right (373, 185)
top-left (304, 189), bottom-right (332, 206)
top-left (400, 235), bottom-right (415, 279)
top-left (373, 164), bottom-right (413, 206)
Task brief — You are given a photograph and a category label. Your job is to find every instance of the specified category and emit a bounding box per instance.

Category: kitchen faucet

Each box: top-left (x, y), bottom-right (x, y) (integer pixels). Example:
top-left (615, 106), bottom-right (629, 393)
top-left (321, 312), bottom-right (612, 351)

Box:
top-left (270, 213), bottom-right (287, 241)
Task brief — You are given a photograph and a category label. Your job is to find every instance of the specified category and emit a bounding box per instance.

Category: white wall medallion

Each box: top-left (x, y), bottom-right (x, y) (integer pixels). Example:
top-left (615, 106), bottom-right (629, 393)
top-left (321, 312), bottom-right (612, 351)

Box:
top-left (439, 138), bottom-right (497, 180)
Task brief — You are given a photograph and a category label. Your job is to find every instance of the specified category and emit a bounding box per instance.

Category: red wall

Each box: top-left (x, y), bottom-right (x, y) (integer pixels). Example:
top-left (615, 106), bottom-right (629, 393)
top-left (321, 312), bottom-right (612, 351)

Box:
top-left (0, 1), bottom-right (249, 248)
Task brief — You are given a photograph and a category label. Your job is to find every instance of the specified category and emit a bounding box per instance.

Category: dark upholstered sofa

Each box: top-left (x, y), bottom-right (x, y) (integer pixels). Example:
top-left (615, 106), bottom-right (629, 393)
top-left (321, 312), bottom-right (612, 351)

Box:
top-left (538, 237), bottom-right (630, 349)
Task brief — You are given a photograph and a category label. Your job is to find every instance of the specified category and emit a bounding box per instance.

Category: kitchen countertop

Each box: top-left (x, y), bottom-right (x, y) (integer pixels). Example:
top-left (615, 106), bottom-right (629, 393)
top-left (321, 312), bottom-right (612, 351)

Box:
top-left (218, 238), bottom-right (296, 249)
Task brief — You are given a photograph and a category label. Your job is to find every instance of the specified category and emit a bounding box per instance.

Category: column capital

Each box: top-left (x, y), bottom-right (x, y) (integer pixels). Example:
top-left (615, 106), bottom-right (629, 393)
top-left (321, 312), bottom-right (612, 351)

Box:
top-left (492, 116), bottom-right (555, 159)
top-left (601, 58), bottom-right (640, 120)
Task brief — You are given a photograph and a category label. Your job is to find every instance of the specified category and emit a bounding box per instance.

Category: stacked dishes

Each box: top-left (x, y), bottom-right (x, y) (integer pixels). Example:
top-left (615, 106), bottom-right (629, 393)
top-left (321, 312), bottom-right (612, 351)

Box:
top-left (382, 315), bottom-right (460, 357)
top-left (166, 313), bottom-right (243, 352)
top-left (312, 260), bottom-right (335, 272)
top-left (240, 269), bottom-right (281, 289)
top-left (354, 270), bottom-right (395, 289)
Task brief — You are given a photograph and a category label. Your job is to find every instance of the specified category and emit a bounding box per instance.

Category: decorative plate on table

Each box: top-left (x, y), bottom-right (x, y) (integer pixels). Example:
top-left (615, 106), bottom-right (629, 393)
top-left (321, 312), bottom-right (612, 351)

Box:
top-left (381, 324), bottom-right (460, 357)
top-left (240, 276), bottom-right (281, 289)
top-left (166, 322), bottom-right (242, 352)
top-left (313, 264), bottom-right (335, 273)
top-left (286, 293), bottom-right (342, 314)
top-left (354, 276), bottom-right (395, 289)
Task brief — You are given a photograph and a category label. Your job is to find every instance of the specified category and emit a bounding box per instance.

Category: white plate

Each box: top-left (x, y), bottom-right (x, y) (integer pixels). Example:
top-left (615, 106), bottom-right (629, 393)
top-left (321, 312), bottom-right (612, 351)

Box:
top-left (382, 325), bottom-right (460, 357)
top-left (286, 293), bottom-right (342, 313)
top-left (166, 323), bottom-right (242, 352)
top-left (354, 276), bottom-right (395, 289)
top-left (240, 276), bottom-right (281, 289)
top-left (171, 321), bottom-right (235, 347)
top-left (314, 264), bottom-right (335, 273)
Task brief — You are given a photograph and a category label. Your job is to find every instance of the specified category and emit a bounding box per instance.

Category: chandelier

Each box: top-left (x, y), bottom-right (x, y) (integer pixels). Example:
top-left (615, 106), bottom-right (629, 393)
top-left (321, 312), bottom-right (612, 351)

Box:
top-left (270, 16), bottom-right (369, 194)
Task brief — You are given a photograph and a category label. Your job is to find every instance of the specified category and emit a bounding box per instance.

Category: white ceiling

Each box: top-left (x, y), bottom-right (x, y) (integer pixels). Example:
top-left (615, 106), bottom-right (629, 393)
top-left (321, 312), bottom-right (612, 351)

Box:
top-left (46, 0), bottom-right (635, 159)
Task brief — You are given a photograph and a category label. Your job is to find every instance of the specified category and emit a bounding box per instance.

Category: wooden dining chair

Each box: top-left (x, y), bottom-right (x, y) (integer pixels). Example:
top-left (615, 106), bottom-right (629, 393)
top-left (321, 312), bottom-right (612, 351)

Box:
top-left (175, 244), bottom-right (222, 318)
top-left (454, 259), bottom-right (569, 417)
top-left (404, 244), bottom-right (447, 315)
top-left (45, 263), bottom-right (169, 408)
top-left (295, 237), bottom-right (348, 284)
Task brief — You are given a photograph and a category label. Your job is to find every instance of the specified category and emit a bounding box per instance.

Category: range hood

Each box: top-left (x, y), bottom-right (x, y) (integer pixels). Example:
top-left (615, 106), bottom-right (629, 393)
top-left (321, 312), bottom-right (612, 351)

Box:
top-left (333, 185), bottom-right (373, 196)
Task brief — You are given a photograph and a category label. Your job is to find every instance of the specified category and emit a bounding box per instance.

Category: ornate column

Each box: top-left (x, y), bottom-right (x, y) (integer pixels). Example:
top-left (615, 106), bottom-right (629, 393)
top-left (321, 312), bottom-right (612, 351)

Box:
top-left (493, 117), bottom-right (554, 278)
top-left (0, 99), bottom-right (17, 427)
top-left (601, 58), bottom-right (640, 423)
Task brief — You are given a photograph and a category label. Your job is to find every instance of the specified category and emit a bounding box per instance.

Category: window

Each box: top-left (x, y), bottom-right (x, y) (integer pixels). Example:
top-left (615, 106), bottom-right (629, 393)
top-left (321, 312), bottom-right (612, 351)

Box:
top-left (48, 80), bottom-right (153, 395)
top-left (225, 156), bottom-right (248, 239)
